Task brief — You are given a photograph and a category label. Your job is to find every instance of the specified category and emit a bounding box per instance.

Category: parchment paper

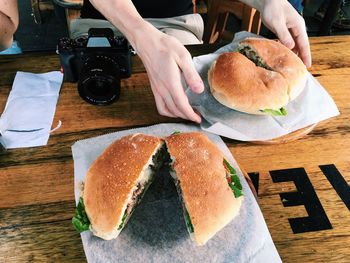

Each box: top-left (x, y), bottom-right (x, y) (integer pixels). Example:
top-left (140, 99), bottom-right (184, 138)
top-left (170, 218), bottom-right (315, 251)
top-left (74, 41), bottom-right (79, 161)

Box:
top-left (72, 123), bottom-right (281, 263)
top-left (186, 32), bottom-right (340, 141)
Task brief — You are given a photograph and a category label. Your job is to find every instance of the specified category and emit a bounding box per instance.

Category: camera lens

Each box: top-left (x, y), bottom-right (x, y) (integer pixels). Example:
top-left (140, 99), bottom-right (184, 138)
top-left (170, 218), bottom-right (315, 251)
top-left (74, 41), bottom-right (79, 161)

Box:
top-left (78, 56), bottom-right (121, 105)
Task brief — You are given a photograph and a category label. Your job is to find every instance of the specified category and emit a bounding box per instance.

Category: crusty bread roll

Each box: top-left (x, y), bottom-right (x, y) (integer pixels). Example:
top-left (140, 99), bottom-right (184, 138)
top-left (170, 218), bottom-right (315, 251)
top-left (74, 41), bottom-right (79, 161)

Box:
top-left (83, 133), bottom-right (164, 240)
top-left (166, 132), bottom-right (243, 245)
top-left (208, 38), bottom-right (308, 115)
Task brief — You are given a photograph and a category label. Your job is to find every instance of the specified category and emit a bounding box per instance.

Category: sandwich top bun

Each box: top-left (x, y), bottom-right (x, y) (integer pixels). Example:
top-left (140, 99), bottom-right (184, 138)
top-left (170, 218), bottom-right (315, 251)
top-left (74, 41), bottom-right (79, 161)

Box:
top-left (166, 132), bottom-right (242, 245)
top-left (83, 133), bottom-right (163, 240)
top-left (208, 38), bottom-right (308, 115)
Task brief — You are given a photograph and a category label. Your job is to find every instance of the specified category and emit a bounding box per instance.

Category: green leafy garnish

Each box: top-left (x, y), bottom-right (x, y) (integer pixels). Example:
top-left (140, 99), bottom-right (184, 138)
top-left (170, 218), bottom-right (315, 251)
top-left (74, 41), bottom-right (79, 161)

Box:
top-left (184, 208), bottom-right (194, 233)
top-left (172, 131), bottom-right (181, 135)
top-left (230, 174), bottom-right (243, 198)
top-left (223, 159), bottom-right (243, 198)
top-left (72, 197), bottom-right (90, 233)
top-left (260, 107), bottom-right (287, 116)
top-left (118, 210), bottom-right (128, 230)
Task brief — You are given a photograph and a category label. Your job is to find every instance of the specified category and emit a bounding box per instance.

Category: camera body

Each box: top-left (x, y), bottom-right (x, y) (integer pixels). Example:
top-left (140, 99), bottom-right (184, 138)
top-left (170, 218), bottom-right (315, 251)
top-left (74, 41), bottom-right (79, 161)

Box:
top-left (57, 28), bottom-right (132, 105)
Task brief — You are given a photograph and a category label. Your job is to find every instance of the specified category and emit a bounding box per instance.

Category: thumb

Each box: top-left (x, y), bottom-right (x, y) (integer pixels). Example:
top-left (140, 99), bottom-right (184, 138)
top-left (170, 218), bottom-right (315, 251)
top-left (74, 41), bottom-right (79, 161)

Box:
top-left (274, 23), bottom-right (295, 50)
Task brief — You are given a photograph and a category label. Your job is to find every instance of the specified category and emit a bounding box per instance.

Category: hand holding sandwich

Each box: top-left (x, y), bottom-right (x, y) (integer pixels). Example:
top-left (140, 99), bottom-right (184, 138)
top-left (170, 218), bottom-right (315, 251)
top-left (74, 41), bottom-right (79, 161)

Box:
top-left (90, 0), bottom-right (311, 122)
top-left (255, 0), bottom-right (312, 68)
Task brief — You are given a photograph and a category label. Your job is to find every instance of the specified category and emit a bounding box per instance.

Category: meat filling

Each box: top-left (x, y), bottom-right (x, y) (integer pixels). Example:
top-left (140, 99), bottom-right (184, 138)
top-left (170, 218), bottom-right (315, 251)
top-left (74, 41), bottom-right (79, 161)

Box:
top-left (238, 45), bottom-right (272, 70)
top-left (118, 145), bottom-right (166, 230)
top-left (125, 182), bottom-right (143, 216)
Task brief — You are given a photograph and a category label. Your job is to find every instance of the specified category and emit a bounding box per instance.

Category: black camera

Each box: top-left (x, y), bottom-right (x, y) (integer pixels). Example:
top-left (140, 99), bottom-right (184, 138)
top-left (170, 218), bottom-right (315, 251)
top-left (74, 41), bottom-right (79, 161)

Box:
top-left (57, 28), bottom-right (132, 105)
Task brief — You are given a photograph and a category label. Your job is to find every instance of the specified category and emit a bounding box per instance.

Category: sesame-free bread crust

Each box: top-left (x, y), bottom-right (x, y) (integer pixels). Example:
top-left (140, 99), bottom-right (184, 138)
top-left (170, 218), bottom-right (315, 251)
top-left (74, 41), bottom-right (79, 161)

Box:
top-left (208, 38), bottom-right (307, 114)
top-left (209, 52), bottom-right (289, 114)
top-left (241, 38), bottom-right (307, 101)
top-left (83, 133), bottom-right (163, 240)
top-left (166, 132), bottom-right (242, 245)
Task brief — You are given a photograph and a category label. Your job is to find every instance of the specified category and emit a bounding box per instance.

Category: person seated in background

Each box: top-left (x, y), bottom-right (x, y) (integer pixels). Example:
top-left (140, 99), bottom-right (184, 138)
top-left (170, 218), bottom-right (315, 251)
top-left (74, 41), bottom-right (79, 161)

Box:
top-left (315, 0), bottom-right (350, 29)
top-left (72, 0), bottom-right (204, 45)
top-left (82, 0), bottom-right (311, 123)
top-left (0, 0), bottom-right (19, 51)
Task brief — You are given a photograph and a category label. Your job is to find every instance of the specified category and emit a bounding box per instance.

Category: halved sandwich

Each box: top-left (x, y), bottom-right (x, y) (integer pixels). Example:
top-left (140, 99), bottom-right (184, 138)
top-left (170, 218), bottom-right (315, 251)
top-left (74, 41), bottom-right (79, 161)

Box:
top-left (72, 133), bottom-right (165, 240)
top-left (165, 132), bottom-right (243, 245)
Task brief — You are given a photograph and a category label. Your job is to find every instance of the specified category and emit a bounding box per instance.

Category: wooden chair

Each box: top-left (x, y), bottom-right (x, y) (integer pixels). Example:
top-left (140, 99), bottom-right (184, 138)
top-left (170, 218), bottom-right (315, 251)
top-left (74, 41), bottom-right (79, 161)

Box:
top-left (52, 0), bottom-right (83, 32)
top-left (203, 0), bottom-right (261, 44)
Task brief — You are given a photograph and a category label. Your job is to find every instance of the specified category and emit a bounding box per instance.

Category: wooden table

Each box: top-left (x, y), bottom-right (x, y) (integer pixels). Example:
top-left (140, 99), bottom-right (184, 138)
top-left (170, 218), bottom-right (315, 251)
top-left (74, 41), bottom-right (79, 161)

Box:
top-left (0, 36), bottom-right (349, 262)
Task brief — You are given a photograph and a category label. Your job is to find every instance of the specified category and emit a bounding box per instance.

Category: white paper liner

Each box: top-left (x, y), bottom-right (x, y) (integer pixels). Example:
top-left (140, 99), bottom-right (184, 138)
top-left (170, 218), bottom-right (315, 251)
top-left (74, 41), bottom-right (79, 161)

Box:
top-left (72, 123), bottom-right (281, 263)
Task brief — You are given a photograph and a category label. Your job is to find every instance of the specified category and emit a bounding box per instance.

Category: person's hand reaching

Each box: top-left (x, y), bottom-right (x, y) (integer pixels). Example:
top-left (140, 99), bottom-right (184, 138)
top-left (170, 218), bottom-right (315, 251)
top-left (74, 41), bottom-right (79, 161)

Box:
top-left (135, 27), bottom-right (204, 122)
top-left (258, 0), bottom-right (312, 67)
top-left (88, 1), bottom-right (205, 122)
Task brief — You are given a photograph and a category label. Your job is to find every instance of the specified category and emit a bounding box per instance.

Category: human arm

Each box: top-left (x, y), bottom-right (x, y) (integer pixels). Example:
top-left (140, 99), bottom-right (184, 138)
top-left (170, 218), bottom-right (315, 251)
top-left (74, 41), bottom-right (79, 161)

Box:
top-left (0, 0), bottom-right (18, 51)
top-left (240, 0), bottom-right (312, 67)
top-left (89, 0), bottom-right (204, 122)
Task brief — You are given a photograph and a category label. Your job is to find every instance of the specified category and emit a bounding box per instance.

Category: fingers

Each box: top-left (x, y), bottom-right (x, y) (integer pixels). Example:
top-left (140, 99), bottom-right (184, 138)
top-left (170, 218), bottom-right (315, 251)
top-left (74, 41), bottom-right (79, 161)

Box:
top-left (161, 91), bottom-right (188, 120)
top-left (170, 83), bottom-right (202, 123)
top-left (259, 0), bottom-right (311, 67)
top-left (176, 51), bottom-right (204, 94)
top-left (150, 76), bottom-right (186, 119)
top-left (151, 86), bottom-right (176, 118)
top-left (290, 22), bottom-right (312, 68)
top-left (140, 35), bottom-right (202, 123)
top-left (149, 75), bottom-right (201, 123)
top-left (273, 21), bottom-right (295, 50)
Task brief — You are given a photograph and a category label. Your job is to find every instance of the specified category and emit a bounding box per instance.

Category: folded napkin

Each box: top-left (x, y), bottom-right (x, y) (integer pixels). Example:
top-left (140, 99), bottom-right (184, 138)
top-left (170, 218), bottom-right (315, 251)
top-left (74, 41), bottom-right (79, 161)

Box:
top-left (0, 71), bottom-right (63, 149)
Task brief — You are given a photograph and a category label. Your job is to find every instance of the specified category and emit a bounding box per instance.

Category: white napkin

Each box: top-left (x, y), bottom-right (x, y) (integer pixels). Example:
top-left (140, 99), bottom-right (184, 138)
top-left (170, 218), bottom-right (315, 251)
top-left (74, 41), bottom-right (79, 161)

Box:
top-left (0, 71), bottom-right (63, 148)
top-left (186, 32), bottom-right (340, 141)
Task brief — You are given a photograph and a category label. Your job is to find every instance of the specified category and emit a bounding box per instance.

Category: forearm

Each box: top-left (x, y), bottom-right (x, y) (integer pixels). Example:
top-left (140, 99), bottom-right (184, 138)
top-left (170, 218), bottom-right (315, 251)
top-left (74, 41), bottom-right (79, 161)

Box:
top-left (0, 0), bottom-right (18, 50)
top-left (89, 0), bottom-right (156, 51)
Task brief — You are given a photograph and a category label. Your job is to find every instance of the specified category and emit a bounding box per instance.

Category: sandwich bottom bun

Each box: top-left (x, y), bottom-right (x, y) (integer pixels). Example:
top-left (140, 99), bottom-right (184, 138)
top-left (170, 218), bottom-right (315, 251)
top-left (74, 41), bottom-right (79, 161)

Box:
top-left (208, 38), bottom-right (308, 115)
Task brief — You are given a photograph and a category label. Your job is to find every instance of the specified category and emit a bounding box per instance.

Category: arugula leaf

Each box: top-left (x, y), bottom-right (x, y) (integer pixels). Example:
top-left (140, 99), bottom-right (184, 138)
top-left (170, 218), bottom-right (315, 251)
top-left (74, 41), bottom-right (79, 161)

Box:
top-left (260, 107), bottom-right (287, 116)
top-left (224, 159), bottom-right (236, 175)
top-left (118, 210), bottom-right (128, 230)
top-left (72, 197), bottom-right (90, 233)
top-left (184, 208), bottom-right (194, 233)
top-left (224, 159), bottom-right (243, 198)
top-left (230, 174), bottom-right (243, 198)
top-left (172, 131), bottom-right (181, 135)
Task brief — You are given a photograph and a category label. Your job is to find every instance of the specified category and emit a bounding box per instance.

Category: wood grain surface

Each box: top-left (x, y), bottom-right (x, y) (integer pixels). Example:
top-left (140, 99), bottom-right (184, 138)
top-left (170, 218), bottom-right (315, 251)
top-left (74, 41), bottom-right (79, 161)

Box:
top-left (253, 123), bottom-right (318, 144)
top-left (0, 36), bottom-right (349, 262)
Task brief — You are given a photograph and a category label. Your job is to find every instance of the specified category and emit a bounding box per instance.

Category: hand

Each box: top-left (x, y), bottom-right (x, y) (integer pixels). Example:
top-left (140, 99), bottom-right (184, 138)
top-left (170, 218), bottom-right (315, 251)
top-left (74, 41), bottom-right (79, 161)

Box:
top-left (135, 27), bottom-right (204, 122)
top-left (88, 1), bottom-right (204, 122)
top-left (259, 0), bottom-right (312, 67)
top-left (0, 0), bottom-right (19, 51)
